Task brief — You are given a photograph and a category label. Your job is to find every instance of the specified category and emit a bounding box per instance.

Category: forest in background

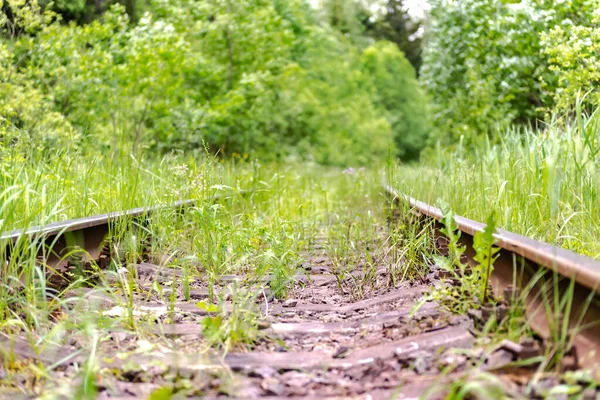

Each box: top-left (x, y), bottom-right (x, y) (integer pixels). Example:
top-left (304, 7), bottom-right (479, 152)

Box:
top-left (0, 0), bottom-right (429, 167)
top-left (2, 0), bottom-right (600, 166)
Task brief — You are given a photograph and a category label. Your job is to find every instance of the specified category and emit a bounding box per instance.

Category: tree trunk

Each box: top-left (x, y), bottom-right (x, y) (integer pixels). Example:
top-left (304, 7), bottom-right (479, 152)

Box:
top-left (94, 0), bottom-right (104, 14)
top-left (124, 0), bottom-right (137, 21)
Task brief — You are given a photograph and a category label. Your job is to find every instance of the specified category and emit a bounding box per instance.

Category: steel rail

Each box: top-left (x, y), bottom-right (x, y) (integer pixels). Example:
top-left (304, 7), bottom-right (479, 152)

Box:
top-left (384, 185), bottom-right (600, 369)
top-left (1, 199), bottom-right (200, 271)
top-left (1, 189), bottom-right (253, 271)
top-left (0, 200), bottom-right (196, 242)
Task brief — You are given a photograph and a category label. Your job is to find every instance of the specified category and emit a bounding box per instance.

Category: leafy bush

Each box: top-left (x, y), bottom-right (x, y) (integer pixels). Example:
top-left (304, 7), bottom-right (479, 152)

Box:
top-left (421, 0), bottom-right (546, 142)
top-left (361, 41), bottom-right (430, 160)
top-left (0, 0), bottom-right (430, 165)
top-left (542, 4), bottom-right (600, 112)
top-left (420, 0), bottom-right (599, 142)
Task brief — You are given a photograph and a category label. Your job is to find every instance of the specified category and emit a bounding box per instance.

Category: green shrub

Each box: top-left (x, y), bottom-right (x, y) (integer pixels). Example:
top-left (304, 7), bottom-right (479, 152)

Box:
top-left (542, 3), bottom-right (600, 112)
top-left (420, 0), bottom-right (599, 143)
top-left (361, 41), bottom-right (430, 161)
top-left (0, 0), bottom-right (405, 165)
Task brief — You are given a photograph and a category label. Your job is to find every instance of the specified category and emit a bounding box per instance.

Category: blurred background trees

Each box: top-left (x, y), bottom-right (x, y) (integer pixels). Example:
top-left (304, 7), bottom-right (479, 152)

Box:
top-left (5, 0), bottom-right (597, 165)
top-left (420, 0), bottom-right (600, 145)
top-left (0, 0), bottom-right (429, 165)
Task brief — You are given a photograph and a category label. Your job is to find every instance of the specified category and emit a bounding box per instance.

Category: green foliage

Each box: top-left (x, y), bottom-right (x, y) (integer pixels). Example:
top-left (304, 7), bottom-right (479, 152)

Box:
top-left (198, 294), bottom-right (261, 353)
top-left (433, 202), bottom-right (475, 314)
top-left (420, 0), bottom-right (600, 142)
top-left (433, 203), bottom-right (499, 312)
top-left (38, 0), bottom-right (142, 23)
top-left (421, 0), bottom-right (546, 142)
top-left (395, 107), bottom-right (600, 258)
top-left (542, 3), bottom-right (600, 112)
top-left (0, 0), bottom-right (434, 165)
top-left (316, 0), bottom-right (369, 44)
top-left (472, 212), bottom-right (500, 304)
top-left (361, 41), bottom-right (430, 160)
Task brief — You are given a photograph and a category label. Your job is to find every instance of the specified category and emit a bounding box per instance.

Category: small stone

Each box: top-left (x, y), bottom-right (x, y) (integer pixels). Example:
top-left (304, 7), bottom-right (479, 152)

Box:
top-left (261, 377), bottom-right (283, 396)
top-left (413, 357), bottom-right (431, 374)
top-left (519, 337), bottom-right (542, 359)
top-left (485, 349), bottom-right (514, 369)
top-left (248, 366), bottom-right (276, 379)
top-left (439, 353), bottom-right (467, 368)
top-left (286, 386), bottom-right (309, 396)
top-left (282, 299), bottom-right (298, 308)
top-left (275, 345), bottom-right (288, 352)
top-left (425, 272), bottom-right (438, 282)
top-left (311, 265), bottom-right (329, 274)
top-left (333, 346), bottom-right (350, 359)
top-left (383, 319), bottom-right (401, 329)
top-left (281, 371), bottom-right (312, 388)
top-left (495, 339), bottom-right (522, 355)
top-left (257, 321), bottom-right (271, 330)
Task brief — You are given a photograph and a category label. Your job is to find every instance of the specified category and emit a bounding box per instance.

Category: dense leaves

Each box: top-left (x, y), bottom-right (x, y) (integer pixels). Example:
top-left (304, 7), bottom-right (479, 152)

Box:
top-left (542, 3), bottom-right (600, 112)
top-left (0, 0), bottom-right (430, 165)
top-left (421, 0), bottom-right (600, 143)
top-left (361, 41), bottom-right (429, 160)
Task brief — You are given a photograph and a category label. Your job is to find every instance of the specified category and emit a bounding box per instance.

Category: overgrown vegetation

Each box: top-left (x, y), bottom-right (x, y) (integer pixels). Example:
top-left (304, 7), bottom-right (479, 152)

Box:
top-left (394, 105), bottom-right (600, 258)
top-left (0, 0), bottom-right (429, 165)
top-left (0, 162), bottom-right (416, 396)
top-left (421, 0), bottom-right (600, 142)
top-left (3, 0), bottom-right (600, 396)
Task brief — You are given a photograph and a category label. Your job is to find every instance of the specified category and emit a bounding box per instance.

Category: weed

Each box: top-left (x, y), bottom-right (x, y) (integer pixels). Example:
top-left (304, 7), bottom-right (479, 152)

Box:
top-left (473, 212), bottom-right (500, 304)
top-left (430, 203), bottom-right (500, 313)
top-left (197, 284), bottom-right (263, 353)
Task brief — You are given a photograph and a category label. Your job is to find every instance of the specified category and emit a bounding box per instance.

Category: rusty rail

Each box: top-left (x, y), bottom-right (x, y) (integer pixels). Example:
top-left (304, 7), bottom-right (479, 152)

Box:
top-left (384, 185), bottom-right (600, 369)
top-left (1, 189), bottom-right (253, 271)
top-left (1, 200), bottom-right (197, 270)
top-left (1, 200), bottom-right (196, 243)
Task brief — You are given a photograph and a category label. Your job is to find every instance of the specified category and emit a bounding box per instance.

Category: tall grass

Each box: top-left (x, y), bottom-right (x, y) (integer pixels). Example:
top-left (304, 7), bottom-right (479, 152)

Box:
top-left (0, 150), bottom-right (226, 232)
top-left (0, 158), bottom-right (395, 396)
top-left (394, 108), bottom-right (600, 258)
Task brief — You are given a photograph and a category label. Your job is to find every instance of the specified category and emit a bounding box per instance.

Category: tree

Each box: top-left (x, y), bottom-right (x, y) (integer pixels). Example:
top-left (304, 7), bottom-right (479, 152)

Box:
top-left (361, 41), bottom-right (430, 160)
top-left (420, 0), bottom-right (600, 143)
top-left (363, 0), bottom-right (423, 72)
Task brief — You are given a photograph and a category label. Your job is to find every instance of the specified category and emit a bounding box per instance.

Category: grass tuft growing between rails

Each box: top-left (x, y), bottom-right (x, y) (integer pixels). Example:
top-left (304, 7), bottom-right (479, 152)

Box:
top-left (2, 161), bottom-right (437, 396)
top-left (392, 108), bottom-right (600, 258)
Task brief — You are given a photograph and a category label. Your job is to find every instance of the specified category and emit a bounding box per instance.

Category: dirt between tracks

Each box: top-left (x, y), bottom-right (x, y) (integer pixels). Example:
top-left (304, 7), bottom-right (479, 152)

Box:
top-left (61, 240), bottom-right (479, 400)
top-left (2, 233), bottom-right (595, 400)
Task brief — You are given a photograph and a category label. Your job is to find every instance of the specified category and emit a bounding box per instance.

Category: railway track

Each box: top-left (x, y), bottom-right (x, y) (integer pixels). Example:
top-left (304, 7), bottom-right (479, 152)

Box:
top-left (1, 186), bottom-right (599, 399)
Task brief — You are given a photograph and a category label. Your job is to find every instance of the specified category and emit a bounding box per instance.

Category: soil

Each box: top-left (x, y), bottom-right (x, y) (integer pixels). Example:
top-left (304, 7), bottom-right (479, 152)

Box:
top-left (1, 232), bottom-right (597, 399)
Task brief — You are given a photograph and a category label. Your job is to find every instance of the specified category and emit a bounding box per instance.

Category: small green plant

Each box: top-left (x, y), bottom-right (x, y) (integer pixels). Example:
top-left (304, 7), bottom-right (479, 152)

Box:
top-left (473, 212), bottom-right (500, 304)
top-left (433, 203), bottom-right (500, 313)
top-left (386, 209), bottom-right (435, 285)
top-left (197, 285), bottom-right (263, 354)
top-left (345, 250), bottom-right (378, 300)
